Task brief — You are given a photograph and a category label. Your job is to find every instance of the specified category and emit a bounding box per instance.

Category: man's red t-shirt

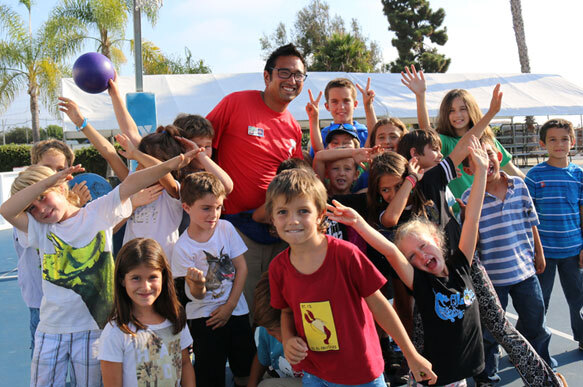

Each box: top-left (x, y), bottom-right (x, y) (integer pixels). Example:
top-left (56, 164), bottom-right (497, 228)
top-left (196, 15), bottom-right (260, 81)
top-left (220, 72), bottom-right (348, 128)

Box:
top-left (207, 90), bottom-right (303, 214)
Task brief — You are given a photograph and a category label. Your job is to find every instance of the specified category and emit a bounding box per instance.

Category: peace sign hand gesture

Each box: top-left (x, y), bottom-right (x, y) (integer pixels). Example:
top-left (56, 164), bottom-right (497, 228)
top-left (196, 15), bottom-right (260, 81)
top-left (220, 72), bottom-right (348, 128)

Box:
top-left (305, 89), bottom-right (322, 122)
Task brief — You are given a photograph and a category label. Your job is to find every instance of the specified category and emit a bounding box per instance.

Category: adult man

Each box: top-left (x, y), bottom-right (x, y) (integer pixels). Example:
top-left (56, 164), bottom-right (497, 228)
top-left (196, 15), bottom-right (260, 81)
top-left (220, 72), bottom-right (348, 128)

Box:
top-left (207, 44), bottom-right (306, 308)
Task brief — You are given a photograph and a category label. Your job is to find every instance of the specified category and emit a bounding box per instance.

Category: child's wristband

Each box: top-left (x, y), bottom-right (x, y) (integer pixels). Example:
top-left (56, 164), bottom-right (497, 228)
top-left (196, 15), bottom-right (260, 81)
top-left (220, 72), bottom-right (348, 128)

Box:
top-left (75, 118), bottom-right (88, 131)
top-left (405, 175), bottom-right (417, 188)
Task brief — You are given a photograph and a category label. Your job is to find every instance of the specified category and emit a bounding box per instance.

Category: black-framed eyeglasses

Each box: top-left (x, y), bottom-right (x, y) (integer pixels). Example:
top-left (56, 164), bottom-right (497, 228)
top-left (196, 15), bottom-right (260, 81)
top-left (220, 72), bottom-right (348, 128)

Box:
top-left (270, 67), bottom-right (308, 82)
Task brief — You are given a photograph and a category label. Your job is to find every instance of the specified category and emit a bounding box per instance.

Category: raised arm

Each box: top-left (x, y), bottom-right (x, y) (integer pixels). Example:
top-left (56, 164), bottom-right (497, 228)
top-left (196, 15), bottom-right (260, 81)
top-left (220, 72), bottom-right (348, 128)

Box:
top-left (327, 200), bottom-right (414, 289)
top-left (175, 136), bottom-right (234, 194)
top-left (458, 137), bottom-right (487, 262)
top-left (448, 84), bottom-right (502, 167)
top-left (312, 147), bottom-right (372, 181)
top-left (0, 165), bottom-right (85, 232)
top-left (108, 76), bottom-right (141, 147)
top-left (401, 65), bottom-right (431, 131)
top-left (58, 97), bottom-right (129, 181)
top-left (381, 158), bottom-right (424, 228)
top-left (115, 133), bottom-right (189, 199)
top-left (356, 78), bottom-right (377, 147)
top-left (306, 89), bottom-right (324, 153)
top-left (118, 149), bottom-right (197, 202)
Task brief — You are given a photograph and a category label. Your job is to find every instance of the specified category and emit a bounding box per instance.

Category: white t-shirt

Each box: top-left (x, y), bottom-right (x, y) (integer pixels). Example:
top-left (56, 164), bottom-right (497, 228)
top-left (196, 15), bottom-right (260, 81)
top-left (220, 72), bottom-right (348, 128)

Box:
top-left (123, 189), bottom-right (183, 259)
top-left (13, 230), bottom-right (43, 308)
top-left (171, 220), bottom-right (249, 319)
top-left (18, 186), bottom-right (132, 334)
top-left (98, 319), bottom-right (192, 387)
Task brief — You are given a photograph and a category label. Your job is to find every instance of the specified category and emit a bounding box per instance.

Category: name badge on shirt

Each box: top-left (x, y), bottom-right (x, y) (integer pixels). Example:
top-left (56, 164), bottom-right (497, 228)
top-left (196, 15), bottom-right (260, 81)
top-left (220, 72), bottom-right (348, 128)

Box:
top-left (248, 126), bottom-right (264, 137)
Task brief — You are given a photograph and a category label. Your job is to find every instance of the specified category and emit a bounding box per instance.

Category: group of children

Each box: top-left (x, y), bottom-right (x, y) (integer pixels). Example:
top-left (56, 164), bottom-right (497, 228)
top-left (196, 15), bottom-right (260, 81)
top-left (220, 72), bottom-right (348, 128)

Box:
top-left (1, 64), bottom-right (579, 387)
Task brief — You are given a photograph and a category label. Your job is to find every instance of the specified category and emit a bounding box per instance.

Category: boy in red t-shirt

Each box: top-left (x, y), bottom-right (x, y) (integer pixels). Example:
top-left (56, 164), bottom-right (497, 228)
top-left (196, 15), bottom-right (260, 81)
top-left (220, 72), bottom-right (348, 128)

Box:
top-left (265, 169), bottom-right (436, 386)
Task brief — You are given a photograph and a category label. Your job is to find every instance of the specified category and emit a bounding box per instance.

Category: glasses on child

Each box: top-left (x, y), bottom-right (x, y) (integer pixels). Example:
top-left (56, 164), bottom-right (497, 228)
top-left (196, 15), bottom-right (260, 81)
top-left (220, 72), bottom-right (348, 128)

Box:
top-left (270, 67), bottom-right (308, 82)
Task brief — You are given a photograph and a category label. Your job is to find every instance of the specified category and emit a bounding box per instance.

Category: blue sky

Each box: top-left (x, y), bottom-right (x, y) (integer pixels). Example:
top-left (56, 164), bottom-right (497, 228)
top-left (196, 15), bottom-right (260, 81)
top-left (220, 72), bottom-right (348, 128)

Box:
top-left (3, 0), bottom-right (583, 127)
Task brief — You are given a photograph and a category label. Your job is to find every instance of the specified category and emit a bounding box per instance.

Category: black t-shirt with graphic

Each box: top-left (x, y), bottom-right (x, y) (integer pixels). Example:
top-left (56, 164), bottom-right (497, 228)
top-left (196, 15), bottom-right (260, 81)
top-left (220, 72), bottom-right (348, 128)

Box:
top-left (413, 249), bottom-right (484, 385)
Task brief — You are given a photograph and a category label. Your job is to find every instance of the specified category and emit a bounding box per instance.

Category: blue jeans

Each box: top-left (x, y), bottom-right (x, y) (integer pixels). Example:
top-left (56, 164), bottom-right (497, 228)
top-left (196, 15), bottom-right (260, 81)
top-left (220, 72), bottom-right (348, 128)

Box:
top-left (302, 372), bottom-right (385, 387)
top-left (29, 307), bottom-right (40, 356)
top-left (480, 275), bottom-right (555, 380)
top-left (537, 255), bottom-right (583, 343)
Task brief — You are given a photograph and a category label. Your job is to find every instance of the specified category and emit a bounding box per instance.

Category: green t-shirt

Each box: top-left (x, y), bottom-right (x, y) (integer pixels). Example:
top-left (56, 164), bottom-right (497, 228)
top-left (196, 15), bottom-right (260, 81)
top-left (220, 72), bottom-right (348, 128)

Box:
top-left (439, 134), bottom-right (512, 199)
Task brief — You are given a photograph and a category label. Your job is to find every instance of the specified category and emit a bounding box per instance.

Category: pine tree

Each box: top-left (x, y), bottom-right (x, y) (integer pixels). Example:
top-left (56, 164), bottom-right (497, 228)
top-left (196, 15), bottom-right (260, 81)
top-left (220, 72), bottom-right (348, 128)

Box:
top-left (381, 0), bottom-right (450, 73)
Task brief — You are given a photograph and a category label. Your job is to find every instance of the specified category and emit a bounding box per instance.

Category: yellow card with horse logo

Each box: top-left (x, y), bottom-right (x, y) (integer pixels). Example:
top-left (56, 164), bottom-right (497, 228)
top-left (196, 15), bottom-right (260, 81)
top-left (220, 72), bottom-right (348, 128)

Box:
top-left (300, 301), bottom-right (339, 351)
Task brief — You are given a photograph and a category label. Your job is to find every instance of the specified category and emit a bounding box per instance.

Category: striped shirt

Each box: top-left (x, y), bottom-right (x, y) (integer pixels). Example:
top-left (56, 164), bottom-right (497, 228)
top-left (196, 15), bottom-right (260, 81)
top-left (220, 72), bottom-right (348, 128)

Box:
top-left (462, 174), bottom-right (538, 286)
top-left (525, 162), bottom-right (583, 259)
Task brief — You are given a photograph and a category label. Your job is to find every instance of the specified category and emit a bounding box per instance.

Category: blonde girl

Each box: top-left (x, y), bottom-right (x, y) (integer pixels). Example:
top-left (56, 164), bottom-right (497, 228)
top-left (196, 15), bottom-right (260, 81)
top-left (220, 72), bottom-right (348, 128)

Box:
top-left (328, 137), bottom-right (489, 386)
top-left (0, 150), bottom-right (197, 386)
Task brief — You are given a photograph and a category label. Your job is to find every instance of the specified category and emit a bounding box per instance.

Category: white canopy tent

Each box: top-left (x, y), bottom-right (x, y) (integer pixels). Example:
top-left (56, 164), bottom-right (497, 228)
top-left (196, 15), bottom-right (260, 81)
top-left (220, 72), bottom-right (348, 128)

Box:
top-left (60, 72), bottom-right (583, 131)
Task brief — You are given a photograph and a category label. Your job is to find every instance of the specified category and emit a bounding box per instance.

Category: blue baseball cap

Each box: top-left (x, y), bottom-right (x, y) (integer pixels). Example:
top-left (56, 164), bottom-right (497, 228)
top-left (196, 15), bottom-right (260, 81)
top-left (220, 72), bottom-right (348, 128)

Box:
top-left (325, 123), bottom-right (359, 145)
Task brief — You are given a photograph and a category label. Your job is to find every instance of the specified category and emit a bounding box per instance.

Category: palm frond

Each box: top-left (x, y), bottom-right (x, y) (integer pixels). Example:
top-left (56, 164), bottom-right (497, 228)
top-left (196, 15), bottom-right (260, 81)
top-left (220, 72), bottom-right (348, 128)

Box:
top-left (109, 45), bottom-right (127, 67)
top-left (0, 42), bottom-right (27, 70)
top-left (0, 71), bottom-right (26, 112)
top-left (0, 5), bottom-right (28, 43)
top-left (41, 16), bottom-right (87, 60)
top-left (37, 59), bottom-right (62, 116)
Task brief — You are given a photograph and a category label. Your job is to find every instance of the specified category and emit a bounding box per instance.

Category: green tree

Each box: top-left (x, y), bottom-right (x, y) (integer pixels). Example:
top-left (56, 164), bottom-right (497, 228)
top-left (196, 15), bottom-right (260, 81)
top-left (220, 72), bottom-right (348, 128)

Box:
top-left (381, 0), bottom-right (450, 73)
top-left (259, 0), bottom-right (380, 71)
top-left (139, 42), bottom-right (211, 75)
top-left (5, 126), bottom-right (33, 144)
top-left (168, 48), bottom-right (211, 74)
top-left (42, 124), bottom-right (64, 139)
top-left (312, 33), bottom-right (375, 72)
top-left (0, 1), bottom-right (66, 143)
top-left (45, 0), bottom-right (160, 67)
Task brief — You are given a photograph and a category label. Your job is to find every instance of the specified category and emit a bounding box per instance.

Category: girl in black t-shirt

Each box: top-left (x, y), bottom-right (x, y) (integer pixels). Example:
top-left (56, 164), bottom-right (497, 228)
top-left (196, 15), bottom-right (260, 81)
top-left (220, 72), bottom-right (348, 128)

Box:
top-left (328, 136), bottom-right (489, 386)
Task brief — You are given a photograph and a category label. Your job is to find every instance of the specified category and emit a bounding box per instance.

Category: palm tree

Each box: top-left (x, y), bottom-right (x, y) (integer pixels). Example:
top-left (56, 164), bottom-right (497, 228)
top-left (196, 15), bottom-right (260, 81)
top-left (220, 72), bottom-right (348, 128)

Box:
top-left (0, 1), bottom-right (66, 143)
top-left (509, 0), bottom-right (535, 130)
top-left (509, 0), bottom-right (530, 73)
top-left (45, 0), bottom-right (160, 67)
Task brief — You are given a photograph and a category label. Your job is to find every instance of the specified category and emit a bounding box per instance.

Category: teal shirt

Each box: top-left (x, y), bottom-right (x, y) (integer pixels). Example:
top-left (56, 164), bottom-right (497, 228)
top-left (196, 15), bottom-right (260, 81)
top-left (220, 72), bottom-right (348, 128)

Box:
top-left (440, 134), bottom-right (512, 199)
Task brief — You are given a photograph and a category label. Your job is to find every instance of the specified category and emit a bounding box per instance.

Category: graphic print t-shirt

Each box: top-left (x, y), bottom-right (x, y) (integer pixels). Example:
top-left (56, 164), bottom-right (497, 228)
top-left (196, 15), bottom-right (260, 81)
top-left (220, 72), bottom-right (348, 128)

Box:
top-left (269, 236), bottom-right (386, 385)
top-left (98, 320), bottom-right (193, 387)
top-left (122, 188), bottom-right (183, 259)
top-left (20, 186), bottom-right (132, 333)
top-left (171, 220), bottom-right (249, 319)
top-left (412, 249), bottom-right (484, 385)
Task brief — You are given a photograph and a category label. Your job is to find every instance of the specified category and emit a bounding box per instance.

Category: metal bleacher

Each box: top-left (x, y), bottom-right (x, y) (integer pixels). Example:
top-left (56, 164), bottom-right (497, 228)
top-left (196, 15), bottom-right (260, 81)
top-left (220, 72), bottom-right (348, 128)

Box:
top-left (495, 123), bottom-right (580, 167)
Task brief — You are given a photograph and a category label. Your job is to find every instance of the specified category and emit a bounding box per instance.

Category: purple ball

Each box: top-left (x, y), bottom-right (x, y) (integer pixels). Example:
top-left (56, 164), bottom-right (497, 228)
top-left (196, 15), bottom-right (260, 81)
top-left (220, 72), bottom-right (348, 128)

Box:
top-left (72, 52), bottom-right (115, 94)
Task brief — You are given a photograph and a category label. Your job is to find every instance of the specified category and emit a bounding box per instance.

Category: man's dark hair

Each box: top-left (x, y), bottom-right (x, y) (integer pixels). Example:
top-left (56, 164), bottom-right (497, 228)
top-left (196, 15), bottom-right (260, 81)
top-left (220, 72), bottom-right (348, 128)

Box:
top-left (264, 43), bottom-right (306, 77)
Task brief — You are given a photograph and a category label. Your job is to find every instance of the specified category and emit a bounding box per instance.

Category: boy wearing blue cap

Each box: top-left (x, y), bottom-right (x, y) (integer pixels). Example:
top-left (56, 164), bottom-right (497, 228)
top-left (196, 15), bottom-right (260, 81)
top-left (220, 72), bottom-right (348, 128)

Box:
top-left (307, 78), bottom-right (375, 156)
